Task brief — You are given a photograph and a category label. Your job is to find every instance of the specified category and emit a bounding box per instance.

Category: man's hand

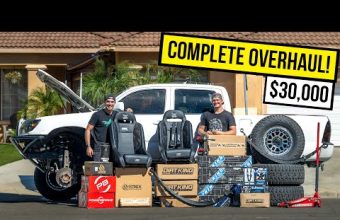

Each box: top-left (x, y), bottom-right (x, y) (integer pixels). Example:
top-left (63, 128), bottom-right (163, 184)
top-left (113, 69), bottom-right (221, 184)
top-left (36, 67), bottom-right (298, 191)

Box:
top-left (212, 130), bottom-right (222, 135)
top-left (126, 108), bottom-right (133, 113)
top-left (86, 146), bottom-right (93, 158)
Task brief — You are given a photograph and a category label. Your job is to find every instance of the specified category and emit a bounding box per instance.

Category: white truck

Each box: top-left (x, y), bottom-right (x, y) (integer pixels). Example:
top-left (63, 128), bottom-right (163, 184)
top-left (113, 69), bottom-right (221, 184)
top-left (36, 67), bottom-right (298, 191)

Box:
top-left (10, 70), bottom-right (334, 201)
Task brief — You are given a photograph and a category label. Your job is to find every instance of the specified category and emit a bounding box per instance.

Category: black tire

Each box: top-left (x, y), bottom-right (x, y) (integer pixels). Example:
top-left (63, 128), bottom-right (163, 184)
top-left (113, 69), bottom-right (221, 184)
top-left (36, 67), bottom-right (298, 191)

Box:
top-left (34, 131), bottom-right (86, 201)
top-left (34, 168), bottom-right (80, 201)
top-left (250, 115), bottom-right (305, 164)
top-left (254, 164), bottom-right (305, 185)
top-left (268, 186), bottom-right (304, 206)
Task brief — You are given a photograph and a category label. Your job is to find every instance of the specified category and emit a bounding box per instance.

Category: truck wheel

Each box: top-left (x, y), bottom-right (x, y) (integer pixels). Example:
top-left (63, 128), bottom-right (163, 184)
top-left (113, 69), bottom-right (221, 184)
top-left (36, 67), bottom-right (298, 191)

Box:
top-left (250, 115), bottom-right (305, 164)
top-left (34, 168), bottom-right (80, 201)
top-left (268, 186), bottom-right (304, 206)
top-left (254, 164), bottom-right (305, 185)
top-left (34, 131), bottom-right (85, 201)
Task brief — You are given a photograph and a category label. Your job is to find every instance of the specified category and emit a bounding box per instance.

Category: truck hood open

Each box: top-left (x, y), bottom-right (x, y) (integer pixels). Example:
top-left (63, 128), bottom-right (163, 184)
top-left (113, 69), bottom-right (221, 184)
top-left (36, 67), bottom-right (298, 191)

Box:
top-left (36, 69), bottom-right (95, 112)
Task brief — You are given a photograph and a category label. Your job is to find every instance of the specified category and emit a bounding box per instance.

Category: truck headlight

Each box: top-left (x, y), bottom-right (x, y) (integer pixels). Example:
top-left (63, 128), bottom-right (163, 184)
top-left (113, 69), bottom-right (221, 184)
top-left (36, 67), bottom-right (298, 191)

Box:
top-left (19, 119), bottom-right (41, 134)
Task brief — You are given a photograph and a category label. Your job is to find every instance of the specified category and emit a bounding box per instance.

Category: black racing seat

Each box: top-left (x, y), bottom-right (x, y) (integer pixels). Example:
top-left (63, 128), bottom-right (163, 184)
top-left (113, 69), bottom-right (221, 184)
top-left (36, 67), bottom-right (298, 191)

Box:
top-left (157, 110), bottom-right (195, 163)
top-left (109, 111), bottom-right (152, 168)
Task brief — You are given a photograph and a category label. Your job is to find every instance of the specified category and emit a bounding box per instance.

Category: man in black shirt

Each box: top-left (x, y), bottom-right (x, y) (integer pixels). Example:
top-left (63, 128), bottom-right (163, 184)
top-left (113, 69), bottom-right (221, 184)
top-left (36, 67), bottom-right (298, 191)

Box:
top-left (85, 94), bottom-right (117, 161)
top-left (198, 92), bottom-right (236, 137)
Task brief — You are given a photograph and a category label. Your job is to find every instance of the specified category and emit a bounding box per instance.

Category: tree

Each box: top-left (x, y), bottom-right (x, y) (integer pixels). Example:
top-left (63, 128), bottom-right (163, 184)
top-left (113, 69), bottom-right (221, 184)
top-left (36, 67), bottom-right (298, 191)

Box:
top-left (17, 87), bottom-right (65, 119)
top-left (82, 58), bottom-right (203, 107)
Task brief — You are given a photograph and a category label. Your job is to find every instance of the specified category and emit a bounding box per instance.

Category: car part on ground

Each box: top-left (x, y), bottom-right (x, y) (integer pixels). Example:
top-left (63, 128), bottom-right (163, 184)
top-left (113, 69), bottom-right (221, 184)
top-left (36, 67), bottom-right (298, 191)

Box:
top-left (32, 131), bottom-right (86, 201)
top-left (34, 168), bottom-right (80, 201)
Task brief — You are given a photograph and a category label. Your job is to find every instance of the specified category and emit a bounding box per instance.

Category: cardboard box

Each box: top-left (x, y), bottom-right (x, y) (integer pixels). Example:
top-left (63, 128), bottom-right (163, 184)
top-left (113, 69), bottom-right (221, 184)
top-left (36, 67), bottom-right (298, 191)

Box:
top-left (240, 193), bottom-right (270, 208)
top-left (156, 163), bottom-right (198, 180)
top-left (198, 167), bottom-right (244, 184)
top-left (84, 161), bottom-right (113, 176)
top-left (242, 185), bottom-right (269, 193)
top-left (207, 135), bottom-right (247, 156)
top-left (119, 198), bottom-right (151, 207)
top-left (198, 183), bottom-right (234, 197)
top-left (115, 168), bottom-right (152, 207)
top-left (243, 167), bottom-right (268, 186)
top-left (80, 175), bottom-right (116, 193)
top-left (197, 155), bottom-right (252, 168)
top-left (159, 196), bottom-right (198, 207)
top-left (156, 180), bottom-right (198, 197)
top-left (78, 191), bottom-right (115, 208)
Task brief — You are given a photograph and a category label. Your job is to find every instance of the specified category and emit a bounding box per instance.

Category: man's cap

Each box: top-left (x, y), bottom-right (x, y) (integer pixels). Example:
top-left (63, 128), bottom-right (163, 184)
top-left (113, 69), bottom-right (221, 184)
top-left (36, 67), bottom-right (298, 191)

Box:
top-left (212, 93), bottom-right (223, 100)
top-left (105, 94), bottom-right (116, 101)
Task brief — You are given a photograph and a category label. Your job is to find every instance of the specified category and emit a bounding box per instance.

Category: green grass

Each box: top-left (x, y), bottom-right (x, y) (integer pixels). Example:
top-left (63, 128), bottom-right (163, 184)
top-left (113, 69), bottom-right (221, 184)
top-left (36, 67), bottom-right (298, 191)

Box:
top-left (0, 143), bottom-right (23, 166)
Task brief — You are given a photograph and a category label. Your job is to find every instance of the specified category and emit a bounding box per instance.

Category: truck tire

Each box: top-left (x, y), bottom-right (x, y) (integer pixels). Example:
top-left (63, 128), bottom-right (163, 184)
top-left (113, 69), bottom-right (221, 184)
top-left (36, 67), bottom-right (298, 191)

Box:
top-left (34, 168), bottom-right (80, 201)
top-left (268, 186), bottom-right (304, 206)
top-left (254, 164), bottom-right (305, 185)
top-left (34, 131), bottom-right (85, 201)
top-left (250, 115), bottom-right (305, 164)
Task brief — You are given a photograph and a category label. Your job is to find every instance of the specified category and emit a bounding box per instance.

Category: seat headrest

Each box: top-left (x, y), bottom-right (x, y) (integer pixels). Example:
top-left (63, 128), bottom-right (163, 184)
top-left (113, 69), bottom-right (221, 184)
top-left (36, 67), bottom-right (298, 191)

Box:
top-left (163, 110), bottom-right (186, 121)
top-left (115, 112), bottom-right (136, 123)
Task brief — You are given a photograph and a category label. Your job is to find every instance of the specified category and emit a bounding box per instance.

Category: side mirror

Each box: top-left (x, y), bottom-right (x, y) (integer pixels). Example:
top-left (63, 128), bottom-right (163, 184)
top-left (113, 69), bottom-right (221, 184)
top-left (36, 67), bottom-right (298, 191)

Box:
top-left (114, 101), bottom-right (125, 111)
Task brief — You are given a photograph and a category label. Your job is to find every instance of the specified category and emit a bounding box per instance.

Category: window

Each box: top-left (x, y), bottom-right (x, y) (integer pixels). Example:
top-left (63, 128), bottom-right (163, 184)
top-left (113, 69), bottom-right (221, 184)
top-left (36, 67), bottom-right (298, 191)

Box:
top-left (175, 89), bottom-right (215, 114)
top-left (121, 89), bottom-right (166, 114)
top-left (0, 69), bottom-right (28, 122)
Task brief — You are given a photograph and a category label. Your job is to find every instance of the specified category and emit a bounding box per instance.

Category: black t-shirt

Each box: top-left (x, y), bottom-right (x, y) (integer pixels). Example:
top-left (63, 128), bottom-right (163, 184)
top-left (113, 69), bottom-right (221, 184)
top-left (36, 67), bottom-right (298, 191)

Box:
top-left (88, 109), bottom-right (117, 143)
top-left (200, 110), bottom-right (236, 132)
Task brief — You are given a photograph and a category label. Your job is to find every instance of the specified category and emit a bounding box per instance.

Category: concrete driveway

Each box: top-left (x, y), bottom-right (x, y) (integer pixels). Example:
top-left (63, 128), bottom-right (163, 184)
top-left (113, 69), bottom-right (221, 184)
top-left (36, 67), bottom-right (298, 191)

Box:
top-left (0, 148), bottom-right (339, 202)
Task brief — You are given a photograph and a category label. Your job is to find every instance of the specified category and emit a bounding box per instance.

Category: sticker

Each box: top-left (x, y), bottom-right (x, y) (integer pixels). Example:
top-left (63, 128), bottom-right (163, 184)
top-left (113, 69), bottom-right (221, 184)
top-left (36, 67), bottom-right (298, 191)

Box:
top-left (159, 33), bottom-right (339, 81)
top-left (264, 76), bottom-right (335, 110)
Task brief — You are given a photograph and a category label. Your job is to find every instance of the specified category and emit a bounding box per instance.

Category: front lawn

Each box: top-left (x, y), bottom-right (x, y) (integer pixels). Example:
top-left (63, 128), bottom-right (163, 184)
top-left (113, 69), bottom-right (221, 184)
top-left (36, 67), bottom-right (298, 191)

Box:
top-left (0, 143), bottom-right (22, 166)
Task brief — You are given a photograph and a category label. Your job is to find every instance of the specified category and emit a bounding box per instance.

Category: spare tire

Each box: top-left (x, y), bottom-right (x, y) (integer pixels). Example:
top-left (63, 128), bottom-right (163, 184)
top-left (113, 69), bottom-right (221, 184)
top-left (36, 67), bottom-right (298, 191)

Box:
top-left (250, 115), bottom-right (305, 164)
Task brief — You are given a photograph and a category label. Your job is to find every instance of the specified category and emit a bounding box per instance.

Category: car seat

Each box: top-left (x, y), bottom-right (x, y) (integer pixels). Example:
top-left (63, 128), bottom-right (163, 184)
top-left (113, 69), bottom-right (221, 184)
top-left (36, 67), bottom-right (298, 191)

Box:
top-left (157, 110), bottom-right (195, 163)
top-left (109, 111), bottom-right (152, 167)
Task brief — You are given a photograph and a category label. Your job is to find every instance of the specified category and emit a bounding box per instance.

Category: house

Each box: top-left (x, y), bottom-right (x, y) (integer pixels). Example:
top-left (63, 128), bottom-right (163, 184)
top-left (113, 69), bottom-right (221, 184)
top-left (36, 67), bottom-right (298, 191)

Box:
top-left (0, 32), bottom-right (339, 144)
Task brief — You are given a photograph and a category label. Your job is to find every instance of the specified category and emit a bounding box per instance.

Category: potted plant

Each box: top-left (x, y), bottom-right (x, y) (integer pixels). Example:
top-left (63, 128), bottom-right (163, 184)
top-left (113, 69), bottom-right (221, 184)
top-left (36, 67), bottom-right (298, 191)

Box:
top-left (5, 71), bottom-right (22, 84)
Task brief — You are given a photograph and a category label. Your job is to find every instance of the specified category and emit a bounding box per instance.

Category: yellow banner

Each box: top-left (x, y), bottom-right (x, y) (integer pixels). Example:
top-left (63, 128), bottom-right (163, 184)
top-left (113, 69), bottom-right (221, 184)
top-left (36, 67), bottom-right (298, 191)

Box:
top-left (159, 33), bottom-right (339, 81)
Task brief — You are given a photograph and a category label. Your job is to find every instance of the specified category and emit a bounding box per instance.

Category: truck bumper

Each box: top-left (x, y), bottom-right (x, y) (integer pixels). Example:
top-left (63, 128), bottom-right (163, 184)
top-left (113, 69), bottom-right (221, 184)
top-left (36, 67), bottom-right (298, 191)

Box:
top-left (9, 135), bottom-right (47, 171)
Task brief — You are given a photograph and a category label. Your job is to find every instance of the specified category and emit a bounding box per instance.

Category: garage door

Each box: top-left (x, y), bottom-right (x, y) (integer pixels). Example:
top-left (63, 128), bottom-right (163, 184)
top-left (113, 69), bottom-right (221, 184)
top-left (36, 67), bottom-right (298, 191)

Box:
top-left (266, 84), bottom-right (340, 146)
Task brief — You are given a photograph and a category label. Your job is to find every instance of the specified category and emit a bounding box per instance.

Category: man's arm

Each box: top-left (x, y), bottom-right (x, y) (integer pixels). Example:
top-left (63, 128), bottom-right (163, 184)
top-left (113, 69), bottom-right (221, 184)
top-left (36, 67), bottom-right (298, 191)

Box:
top-left (212, 126), bottom-right (236, 135)
top-left (85, 124), bottom-right (94, 157)
top-left (198, 124), bottom-right (213, 136)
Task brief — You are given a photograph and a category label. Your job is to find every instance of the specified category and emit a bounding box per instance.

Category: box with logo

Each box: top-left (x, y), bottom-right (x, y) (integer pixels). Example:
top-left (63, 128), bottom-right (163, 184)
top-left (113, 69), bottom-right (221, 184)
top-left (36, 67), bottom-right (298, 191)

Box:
top-left (155, 180), bottom-right (198, 197)
top-left (80, 175), bottom-right (116, 193)
top-left (198, 167), bottom-right (244, 184)
top-left (197, 155), bottom-right (252, 168)
top-left (207, 135), bottom-right (247, 156)
top-left (84, 161), bottom-right (113, 176)
top-left (242, 185), bottom-right (269, 193)
top-left (198, 183), bottom-right (233, 197)
top-left (243, 167), bottom-right (268, 186)
top-left (115, 167), bottom-right (152, 207)
top-left (156, 163), bottom-right (198, 180)
top-left (240, 193), bottom-right (270, 208)
top-left (78, 191), bottom-right (115, 208)
top-left (159, 196), bottom-right (198, 208)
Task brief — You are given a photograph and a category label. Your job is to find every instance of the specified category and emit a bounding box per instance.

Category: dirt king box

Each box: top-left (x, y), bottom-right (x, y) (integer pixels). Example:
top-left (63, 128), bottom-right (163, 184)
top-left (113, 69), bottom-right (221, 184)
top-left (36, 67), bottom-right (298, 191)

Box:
top-left (156, 164), bottom-right (198, 180)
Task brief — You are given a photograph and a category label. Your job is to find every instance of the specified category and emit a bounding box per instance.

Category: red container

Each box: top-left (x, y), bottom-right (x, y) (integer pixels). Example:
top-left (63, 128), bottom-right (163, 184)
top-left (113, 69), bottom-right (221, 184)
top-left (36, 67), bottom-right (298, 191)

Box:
top-left (78, 191), bottom-right (115, 208)
top-left (81, 175), bottom-right (116, 193)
